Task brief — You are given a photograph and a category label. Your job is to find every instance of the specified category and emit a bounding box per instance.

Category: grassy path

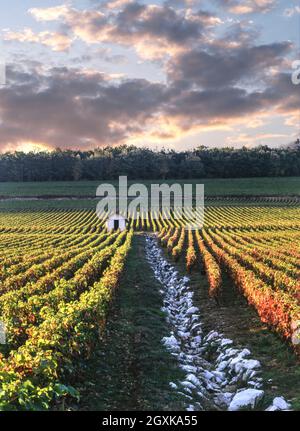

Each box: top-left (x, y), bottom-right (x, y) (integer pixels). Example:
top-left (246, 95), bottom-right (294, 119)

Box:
top-left (75, 234), bottom-right (185, 411)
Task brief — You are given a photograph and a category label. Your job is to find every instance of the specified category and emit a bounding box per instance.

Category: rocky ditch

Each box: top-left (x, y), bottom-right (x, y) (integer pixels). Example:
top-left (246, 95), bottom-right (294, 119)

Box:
top-left (145, 236), bottom-right (292, 411)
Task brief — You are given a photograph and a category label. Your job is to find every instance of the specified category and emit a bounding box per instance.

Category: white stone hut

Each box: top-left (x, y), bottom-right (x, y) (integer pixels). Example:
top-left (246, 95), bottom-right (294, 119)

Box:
top-left (106, 213), bottom-right (127, 231)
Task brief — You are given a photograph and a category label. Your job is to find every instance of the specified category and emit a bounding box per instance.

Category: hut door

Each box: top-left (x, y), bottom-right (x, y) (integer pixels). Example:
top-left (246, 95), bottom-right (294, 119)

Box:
top-left (114, 220), bottom-right (119, 230)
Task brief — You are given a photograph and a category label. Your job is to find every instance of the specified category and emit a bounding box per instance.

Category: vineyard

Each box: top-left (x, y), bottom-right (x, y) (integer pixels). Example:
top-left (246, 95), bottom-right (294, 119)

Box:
top-left (158, 211), bottom-right (300, 353)
top-left (0, 209), bottom-right (133, 410)
top-left (0, 204), bottom-right (299, 410)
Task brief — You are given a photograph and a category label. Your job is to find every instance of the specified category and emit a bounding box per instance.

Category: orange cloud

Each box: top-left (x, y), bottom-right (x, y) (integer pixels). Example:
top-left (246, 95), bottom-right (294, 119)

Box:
top-left (3, 141), bottom-right (51, 153)
top-left (223, 0), bottom-right (276, 15)
top-left (29, 5), bottom-right (69, 21)
top-left (4, 28), bottom-right (72, 52)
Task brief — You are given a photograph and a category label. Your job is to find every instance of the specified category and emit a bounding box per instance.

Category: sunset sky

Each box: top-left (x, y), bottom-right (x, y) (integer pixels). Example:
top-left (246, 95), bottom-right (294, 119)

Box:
top-left (0, 0), bottom-right (299, 152)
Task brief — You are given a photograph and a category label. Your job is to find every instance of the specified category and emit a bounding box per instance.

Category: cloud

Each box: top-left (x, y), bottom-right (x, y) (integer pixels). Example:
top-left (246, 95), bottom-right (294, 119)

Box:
top-left (0, 1), bottom-right (297, 150)
top-left (167, 42), bottom-right (291, 89)
top-left (161, 75), bottom-right (299, 141)
top-left (0, 66), bottom-right (167, 150)
top-left (283, 6), bottom-right (300, 17)
top-left (214, 19), bottom-right (260, 49)
top-left (226, 132), bottom-right (289, 147)
top-left (3, 28), bottom-right (72, 52)
top-left (29, 5), bottom-right (70, 21)
top-left (214, 0), bottom-right (277, 14)
top-left (263, 72), bottom-right (300, 114)
top-left (27, 3), bottom-right (219, 59)
top-left (0, 61), bottom-right (297, 151)
top-left (102, 0), bottom-right (134, 10)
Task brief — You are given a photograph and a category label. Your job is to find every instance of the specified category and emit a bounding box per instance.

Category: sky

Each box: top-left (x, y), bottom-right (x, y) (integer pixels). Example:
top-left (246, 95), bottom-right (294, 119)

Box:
top-left (0, 0), bottom-right (299, 152)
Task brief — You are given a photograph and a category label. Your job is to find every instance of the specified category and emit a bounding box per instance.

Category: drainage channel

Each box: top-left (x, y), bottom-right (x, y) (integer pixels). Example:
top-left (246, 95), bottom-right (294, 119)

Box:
top-left (145, 235), bottom-right (291, 412)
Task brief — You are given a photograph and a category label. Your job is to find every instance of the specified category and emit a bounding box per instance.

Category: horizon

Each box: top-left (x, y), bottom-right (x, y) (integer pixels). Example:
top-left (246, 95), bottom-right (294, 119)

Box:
top-left (0, 1), bottom-right (299, 152)
top-left (0, 140), bottom-right (299, 155)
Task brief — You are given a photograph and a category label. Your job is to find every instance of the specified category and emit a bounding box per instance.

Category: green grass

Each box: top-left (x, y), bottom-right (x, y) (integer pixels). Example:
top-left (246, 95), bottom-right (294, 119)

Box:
top-left (0, 199), bottom-right (97, 211)
top-left (0, 177), bottom-right (299, 198)
top-left (0, 176), bottom-right (298, 211)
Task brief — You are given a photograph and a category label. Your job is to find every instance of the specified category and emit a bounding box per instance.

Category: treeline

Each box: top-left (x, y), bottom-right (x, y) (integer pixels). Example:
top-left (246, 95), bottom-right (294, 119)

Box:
top-left (0, 144), bottom-right (300, 181)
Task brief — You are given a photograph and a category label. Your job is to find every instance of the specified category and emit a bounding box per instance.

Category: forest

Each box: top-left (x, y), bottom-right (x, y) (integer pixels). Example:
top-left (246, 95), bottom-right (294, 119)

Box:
top-left (0, 143), bottom-right (300, 182)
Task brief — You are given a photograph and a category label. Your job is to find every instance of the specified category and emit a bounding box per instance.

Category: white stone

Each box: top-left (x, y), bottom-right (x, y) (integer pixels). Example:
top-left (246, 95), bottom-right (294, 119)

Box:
top-left (186, 374), bottom-right (201, 387)
top-left (265, 405), bottom-right (279, 411)
top-left (228, 389), bottom-right (264, 411)
top-left (178, 331), bottom-right (190, 340)
top-left (214, 392), bottom-right (234, 408)
top-left (186, 306), bottom-right (199, 315)
top-left (217, 361), bottom-right (228, 372)
top-left (205, 331), bottom-right (219, 342)
top-left (203, 370), bottom-right (215, 381)
top-left (180, 365), bottom-right (198, 374)
top-left (221, 338), bottom-right (233, 347)
top-left (163, 335), bottom-right (180, 351)
top-left (242, 359), bottom-right (261, 370)
top-left (181, 381), bottom-right (197, 391)
top-left (272, 397), bottom-right (291, 410)
top-left (186, 405), bottom-right (195, 411)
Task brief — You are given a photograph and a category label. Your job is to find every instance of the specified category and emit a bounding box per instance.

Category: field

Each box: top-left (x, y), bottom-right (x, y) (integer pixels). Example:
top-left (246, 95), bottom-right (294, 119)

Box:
top-left (0, 196), bottom-right (299, 411)
top-left (0, 176), bottom-right (300, 198)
